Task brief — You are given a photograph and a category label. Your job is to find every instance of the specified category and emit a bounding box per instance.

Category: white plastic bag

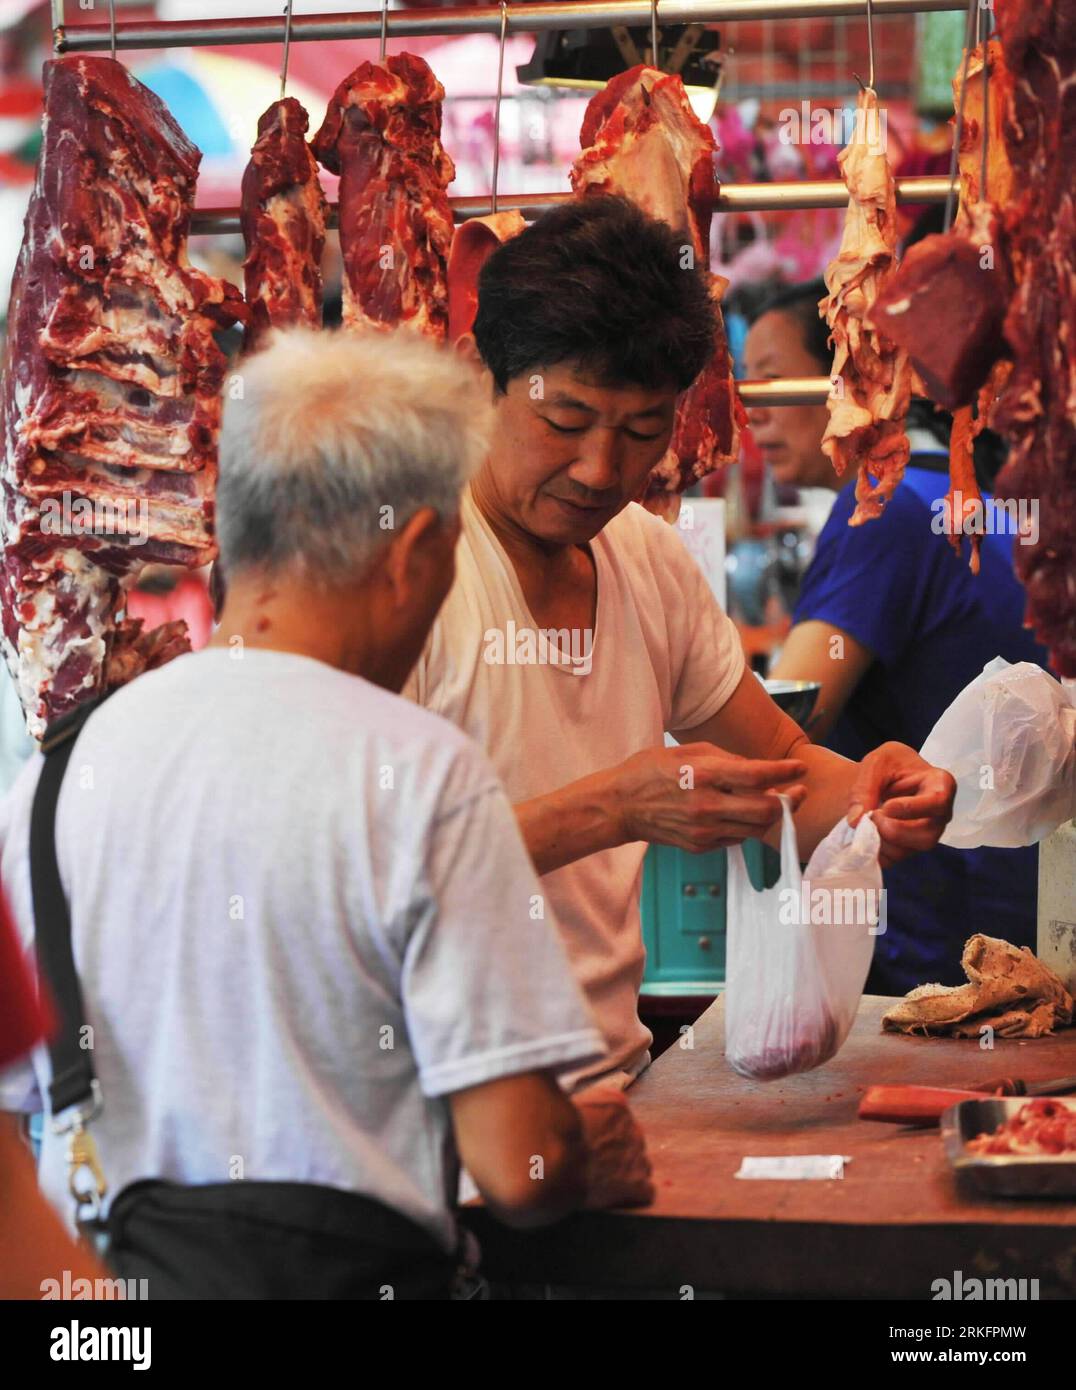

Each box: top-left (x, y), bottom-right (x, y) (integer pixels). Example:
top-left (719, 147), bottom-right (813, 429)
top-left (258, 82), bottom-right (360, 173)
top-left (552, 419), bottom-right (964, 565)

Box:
top-left (919, 657), bottom-right (1076, 849)
top-left (725, 798), bottom-right (880, 1081)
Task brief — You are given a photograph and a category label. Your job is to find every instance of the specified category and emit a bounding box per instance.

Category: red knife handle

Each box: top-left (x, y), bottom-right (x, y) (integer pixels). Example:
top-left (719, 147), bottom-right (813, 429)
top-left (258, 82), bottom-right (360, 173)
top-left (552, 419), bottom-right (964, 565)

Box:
top-left (858, 1085), bottom-right (991, 1125)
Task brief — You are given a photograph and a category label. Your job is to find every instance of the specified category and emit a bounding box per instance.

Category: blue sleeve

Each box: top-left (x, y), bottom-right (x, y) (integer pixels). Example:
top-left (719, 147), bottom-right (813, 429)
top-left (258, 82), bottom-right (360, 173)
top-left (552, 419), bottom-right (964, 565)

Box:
top-left (793, 481), bottom-right (943, 668)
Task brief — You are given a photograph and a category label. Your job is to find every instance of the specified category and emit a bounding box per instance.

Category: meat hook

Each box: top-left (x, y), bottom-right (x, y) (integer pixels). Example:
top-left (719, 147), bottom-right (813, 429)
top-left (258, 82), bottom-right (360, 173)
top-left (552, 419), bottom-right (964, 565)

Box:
top-left (866, 0), bottom-right (875, 93)
top-left (491, 2), bottom-right (509, 215)
top-left (380, 0), bottom-right (389, 62)
top-left (280, 0), bottom-right (295, 99)
top-left (651, 0), bottom-right (660, 70)
top-left (108, 0), bottom-right (116, 60)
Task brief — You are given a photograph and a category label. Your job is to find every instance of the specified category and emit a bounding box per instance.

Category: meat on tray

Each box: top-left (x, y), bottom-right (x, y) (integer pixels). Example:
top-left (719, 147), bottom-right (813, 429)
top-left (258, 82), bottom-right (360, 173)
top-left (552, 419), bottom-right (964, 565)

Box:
top-left (571, 65), bottom-right (744, 517)
top-left (312, 53), bottom-right (455, 340)
top-left (967, 1099), bottom-right (1076, 1157)
top-left (820, 86), bottom-right (913, 525)
top-left (241, 96), bottom-right (327, 353)
top-left (991, 0), bottom-right (1076, 676)
top-left (0, 56), bottom-right (246, 737)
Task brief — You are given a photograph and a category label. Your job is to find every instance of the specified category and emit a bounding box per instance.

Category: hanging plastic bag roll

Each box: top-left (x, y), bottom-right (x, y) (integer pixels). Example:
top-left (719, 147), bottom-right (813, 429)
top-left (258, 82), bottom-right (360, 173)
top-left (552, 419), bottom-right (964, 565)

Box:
top-left (919, 657), bottom-right (1076, 849)
top-left (725, 797), bottom-right (880, 1082)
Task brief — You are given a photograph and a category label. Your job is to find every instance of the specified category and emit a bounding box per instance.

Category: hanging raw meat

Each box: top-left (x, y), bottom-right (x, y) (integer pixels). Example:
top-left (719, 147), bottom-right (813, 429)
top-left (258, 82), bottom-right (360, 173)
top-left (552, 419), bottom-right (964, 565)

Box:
top-left (0, 55), bottom-right (245, 738)
top-left (241, 96), bottom-right (327, 353)
top-left (446, 211), bottom-right (526, 344)
top-left (570, 65), bottom-right (743, 517)
top-left (312, 54), bottom-right (455, 340)
top-left (871, 41), bottom-right (1013, 413)
top-left (820, 86), bottom-right (913, 525)
top-left (991, 0), bottom-right (1076, 677)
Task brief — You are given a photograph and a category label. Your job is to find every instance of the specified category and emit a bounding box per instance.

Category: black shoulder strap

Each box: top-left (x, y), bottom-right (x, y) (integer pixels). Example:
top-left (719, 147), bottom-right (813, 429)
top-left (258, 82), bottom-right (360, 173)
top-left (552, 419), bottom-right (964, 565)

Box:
top-left (30, 696), bottom-right (107, 1117)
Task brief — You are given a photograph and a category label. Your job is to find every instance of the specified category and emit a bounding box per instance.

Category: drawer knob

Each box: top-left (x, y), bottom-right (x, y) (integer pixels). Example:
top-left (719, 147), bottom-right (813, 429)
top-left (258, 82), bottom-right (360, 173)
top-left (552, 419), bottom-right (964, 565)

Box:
top-left (699, 936), bottom-right (712, 951)
top-left (683, 884), bottom-right (697, 897)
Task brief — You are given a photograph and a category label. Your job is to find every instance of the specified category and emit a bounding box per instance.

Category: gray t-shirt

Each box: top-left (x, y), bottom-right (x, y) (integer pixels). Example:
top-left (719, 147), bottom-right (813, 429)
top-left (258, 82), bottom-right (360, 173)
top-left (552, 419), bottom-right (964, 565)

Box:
top-left (0, 648), bottom-right (604, 1248)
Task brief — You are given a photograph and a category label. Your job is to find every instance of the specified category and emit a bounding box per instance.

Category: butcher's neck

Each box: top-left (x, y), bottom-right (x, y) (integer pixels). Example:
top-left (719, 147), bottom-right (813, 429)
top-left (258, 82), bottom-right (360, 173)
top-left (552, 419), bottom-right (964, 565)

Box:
top-left (209, 576), bottom-right (404, 691)
top-left (469, 475), bottom-right (598, 630)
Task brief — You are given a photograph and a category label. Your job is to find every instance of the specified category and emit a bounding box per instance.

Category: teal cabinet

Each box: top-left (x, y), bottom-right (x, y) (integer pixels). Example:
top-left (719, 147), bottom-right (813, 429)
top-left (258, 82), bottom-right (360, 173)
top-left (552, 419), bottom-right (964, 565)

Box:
top-left (641, 841), bottom-right (780, 992)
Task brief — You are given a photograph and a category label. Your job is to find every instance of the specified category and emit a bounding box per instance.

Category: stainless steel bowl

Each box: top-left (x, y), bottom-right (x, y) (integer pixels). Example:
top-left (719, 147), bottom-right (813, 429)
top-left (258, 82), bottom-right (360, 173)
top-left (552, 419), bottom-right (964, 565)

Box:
top-left (758, 677), bottom-right (822, 729)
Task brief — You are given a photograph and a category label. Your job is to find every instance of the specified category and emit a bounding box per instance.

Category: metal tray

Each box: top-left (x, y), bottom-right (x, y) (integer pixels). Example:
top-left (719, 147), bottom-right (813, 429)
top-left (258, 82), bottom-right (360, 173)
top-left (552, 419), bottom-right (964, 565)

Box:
top-left (942, 1098), bottom-right (1076, 1199)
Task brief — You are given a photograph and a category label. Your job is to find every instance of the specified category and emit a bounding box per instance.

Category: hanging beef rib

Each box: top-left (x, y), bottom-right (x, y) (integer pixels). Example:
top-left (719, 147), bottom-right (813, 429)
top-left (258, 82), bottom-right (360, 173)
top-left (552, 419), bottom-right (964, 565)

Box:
top-left (571, 65), bottom-right (743, 515)
top-left (312, 53), bottom-right (455, 340)
top-left (0, 56), bottom-right (245, 737)
top-left (241, 96), bottom-right (327, 353)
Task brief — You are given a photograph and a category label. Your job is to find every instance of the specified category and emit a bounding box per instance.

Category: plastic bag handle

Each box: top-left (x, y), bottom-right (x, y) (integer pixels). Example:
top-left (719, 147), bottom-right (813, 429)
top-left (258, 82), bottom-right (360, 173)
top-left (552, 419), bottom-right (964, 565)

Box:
top-left (776, 793), bottom-right (802, 890)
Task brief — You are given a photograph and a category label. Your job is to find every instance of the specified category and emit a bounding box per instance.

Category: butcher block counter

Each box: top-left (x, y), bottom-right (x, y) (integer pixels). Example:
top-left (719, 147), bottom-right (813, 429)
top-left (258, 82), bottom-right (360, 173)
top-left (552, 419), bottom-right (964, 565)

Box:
top-left (465, 996), bottom-right (1076, 1298)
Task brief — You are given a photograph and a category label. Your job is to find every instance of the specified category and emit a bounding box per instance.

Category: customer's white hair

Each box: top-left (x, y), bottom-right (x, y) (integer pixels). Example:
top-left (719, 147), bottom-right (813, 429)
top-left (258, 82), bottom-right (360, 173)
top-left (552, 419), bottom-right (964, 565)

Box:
top-left (217, 326), bottom-right (492, 581)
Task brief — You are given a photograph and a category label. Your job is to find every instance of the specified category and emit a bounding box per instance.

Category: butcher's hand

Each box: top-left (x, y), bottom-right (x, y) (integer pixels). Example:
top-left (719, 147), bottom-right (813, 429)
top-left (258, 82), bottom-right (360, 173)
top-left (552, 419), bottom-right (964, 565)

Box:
top-left (612, 743), bottom-right (807, 854)
top-left (574, 1086), bottom-right (654, 1210)
top-left (848, 742), bottom-right (956, 869)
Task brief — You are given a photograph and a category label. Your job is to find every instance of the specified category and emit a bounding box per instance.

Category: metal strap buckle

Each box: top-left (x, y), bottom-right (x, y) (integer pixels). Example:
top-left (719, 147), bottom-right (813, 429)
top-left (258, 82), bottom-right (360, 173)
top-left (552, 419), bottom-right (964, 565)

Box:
top-left (67, 1121), bottom-right (108, 1228)
top-left (51, 1078), bottom-right (103, 1136)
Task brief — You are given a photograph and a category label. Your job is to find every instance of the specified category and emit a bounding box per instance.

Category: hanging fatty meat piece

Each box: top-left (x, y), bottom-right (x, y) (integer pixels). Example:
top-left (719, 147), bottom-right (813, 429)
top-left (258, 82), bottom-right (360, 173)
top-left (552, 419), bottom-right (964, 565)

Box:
top-left (312, 54), bottom-right (455, 340)
top-left (446, 211), bottom-right (526, 344)
top-left (871, 41), bottom-right (1014, 413)
top-left (241, 96), bottom-right (327, 353)
top-left (991, 0), bottom-right (1076, 677)
top-left (570, 65), bottom-right (744, 517)
top-left (820, 86), bottom-right (913, 525)
top-left (0, 56), bottom-right (246, 738)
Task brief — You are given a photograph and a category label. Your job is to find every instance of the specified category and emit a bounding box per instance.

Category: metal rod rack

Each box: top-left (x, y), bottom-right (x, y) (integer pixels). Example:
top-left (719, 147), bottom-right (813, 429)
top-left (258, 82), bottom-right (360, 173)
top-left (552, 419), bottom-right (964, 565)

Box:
top-left (738, 377), bottom-right (831, 406)
top-left (192, 175), bottom-right (952, 236)
top-left (51, 2), bottom-right (964, 410)
top-left (55, 1), bottom-right (965, 51)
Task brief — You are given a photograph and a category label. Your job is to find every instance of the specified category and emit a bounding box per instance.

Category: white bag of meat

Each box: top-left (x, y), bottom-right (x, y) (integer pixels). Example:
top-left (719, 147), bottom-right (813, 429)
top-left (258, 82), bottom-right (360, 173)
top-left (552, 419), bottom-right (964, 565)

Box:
top-left (920, 658), bottom-right (1076, 850)
top-left (725, 798), bottom-right (880, 1082)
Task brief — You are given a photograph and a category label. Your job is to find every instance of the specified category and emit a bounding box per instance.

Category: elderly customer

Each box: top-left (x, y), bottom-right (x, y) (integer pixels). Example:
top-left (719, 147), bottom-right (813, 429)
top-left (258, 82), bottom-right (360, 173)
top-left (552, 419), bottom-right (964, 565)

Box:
top-left (0, 328), bottom-right (650, 1300)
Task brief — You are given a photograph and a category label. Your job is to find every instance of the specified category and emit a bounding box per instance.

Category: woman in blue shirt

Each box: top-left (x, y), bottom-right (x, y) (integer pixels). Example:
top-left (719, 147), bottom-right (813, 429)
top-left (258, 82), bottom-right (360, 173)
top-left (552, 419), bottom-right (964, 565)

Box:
top-left (745, 279), bottom-right (1050, 996)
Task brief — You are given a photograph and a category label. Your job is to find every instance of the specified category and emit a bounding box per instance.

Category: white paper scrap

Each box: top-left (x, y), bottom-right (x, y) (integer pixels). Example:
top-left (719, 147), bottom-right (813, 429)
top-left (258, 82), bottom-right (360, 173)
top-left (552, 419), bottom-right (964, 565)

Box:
top-left (735, 1155), bottom-right (851, 1181)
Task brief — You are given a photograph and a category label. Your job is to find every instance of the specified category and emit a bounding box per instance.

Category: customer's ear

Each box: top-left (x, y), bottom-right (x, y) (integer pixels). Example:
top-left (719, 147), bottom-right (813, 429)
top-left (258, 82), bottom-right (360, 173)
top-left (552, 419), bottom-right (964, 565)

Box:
top-left (383, 507), bottom-right (455, 608)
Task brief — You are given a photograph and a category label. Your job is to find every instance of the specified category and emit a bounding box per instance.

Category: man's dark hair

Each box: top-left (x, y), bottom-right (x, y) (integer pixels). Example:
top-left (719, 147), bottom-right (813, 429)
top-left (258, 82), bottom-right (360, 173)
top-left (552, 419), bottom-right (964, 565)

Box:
top-left (749, 277), bottom-right (832, 370)
top-left (473, 195), bottom-right (716, 394)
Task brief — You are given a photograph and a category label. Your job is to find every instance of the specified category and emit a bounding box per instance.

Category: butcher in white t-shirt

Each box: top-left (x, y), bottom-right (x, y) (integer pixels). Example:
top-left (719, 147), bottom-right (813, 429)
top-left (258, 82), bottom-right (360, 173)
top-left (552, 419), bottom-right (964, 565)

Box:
top-left (0, 327), bottom-right (654, 1282)
top-left (405, 196), bottom-right (957, 1088)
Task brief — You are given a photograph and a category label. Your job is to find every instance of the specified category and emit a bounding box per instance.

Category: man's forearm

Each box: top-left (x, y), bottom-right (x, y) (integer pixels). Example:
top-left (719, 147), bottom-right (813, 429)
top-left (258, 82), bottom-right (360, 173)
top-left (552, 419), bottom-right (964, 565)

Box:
top-left (515, 768), bottom-right (625, 875)
top-left (760, 740), bottom-right (857, 861)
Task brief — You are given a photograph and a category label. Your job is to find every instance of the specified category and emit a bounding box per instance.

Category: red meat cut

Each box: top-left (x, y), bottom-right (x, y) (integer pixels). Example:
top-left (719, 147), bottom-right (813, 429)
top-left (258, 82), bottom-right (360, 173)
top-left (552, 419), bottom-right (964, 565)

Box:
top-left (571, 65), bottom-right (743, 516)
top-left (241, 97), bottom-right (327, 353)
top-left (312, 54), bottom-right (455, 340)
top-left (0, 56), bottom-right (246, 737)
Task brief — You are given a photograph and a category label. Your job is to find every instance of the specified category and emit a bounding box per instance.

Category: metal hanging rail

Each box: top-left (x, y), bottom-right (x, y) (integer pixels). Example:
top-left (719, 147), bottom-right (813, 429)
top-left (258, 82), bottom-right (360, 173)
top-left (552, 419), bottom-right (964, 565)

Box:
top-left (191, 175), bottom-right (952, 236)
top-left (48, 1), bottom-right (966, 409)
top-left (738, 378), bottom-right (831, 406)
top-left (55, 0), bottom-right (966, 51)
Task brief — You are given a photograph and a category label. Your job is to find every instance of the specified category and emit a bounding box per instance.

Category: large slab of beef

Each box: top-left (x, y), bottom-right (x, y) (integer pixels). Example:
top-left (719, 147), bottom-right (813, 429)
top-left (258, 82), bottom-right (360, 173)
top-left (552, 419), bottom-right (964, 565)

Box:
top-left (571, 65), bottom-right (744, 517)
top-left (0, 56), bottom-right (245, 737)
top-left (992, 0), bottom-right (1076, 676)
top-left (312, 54), bottom-right (455, 340)
top-left (241, 96), bottom-right (327, 353)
